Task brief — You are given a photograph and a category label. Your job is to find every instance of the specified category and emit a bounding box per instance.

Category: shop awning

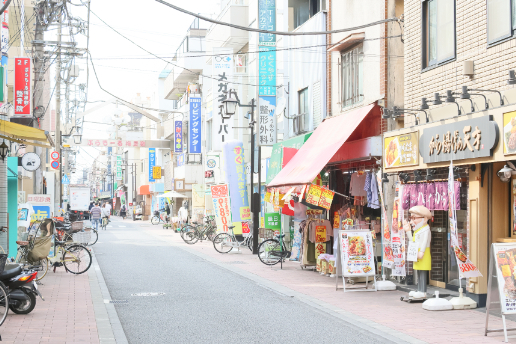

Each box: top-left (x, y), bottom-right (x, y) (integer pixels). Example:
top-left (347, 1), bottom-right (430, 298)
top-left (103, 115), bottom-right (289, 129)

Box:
top-left (139, 185), bottom-right (150, 195)
top-left (268, 104), bottom-right (375, 187)
top-left (0, 119), bottom-right (53, 148)
top-left (266, 133), bottom-right (312, 184)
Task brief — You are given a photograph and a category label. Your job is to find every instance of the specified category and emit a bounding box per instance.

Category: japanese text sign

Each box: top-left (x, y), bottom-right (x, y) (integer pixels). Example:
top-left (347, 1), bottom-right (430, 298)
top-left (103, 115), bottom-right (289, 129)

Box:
top-left (318, 188), bottom-right (335, 210)
top-left (152, 166), bottom-right (161, 179)
top-left (491, 243), bottom-right (516, 314)
top-left (258, 0), bottom-right (276, 96)
top-left (221, 141), bottom-right (251, 222)
top-left (212, 48), bottom-right (234, 151)
top-left (174, 121), bottom-right (182, 153)
top-left (14, 57), bottom-right (31, 116)
top-left (420, 116), bottom-right (498, 163)
top-left (305, 184), bottom-right (322, 206)
top-left (116, 155), bottom-right (122, 181)
top-left (84, 139), bottom-right (146, 148)
top-left (339, 230), bottom-right (375, 277)
top-left (265, 212), bottom-right (281, 230)
top-left (384, 131), bottom-right (419, 168)
top-left (258, 0), bottom-right (275, 45)
top-left (189, 97), bottom-right (202, 154)
top-left (315, 226), bottom-right (326, 242)
top-left (148, 148), bottom-right (156, 182)
top-left (211, 184), bottom-right (232, 232)
top-left (258, 96), bottom-right (277, 145)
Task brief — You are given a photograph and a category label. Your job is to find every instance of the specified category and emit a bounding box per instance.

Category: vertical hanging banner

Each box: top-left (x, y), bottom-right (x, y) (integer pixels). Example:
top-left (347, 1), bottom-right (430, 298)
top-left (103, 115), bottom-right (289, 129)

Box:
top-left (258, 96), bottom-right (277, 145)
top-left (116, 155), bottom-right (122, 181)
top-left (174, 121), bottom-right (182, 153)
top-left (189, 96), bottom-right (202, 153)
top-left (212, 48), bottom-right (234, 152)
top-left (448, 163), bottom-right (482, 278)
top-left (211, 184), bottom-right (232, 232)
top-left (391, 183), bottom-right (406, 276)
top-left (148, 148), bottom-right (156, 182)
top-left (221, 140), bottom-right (251, 223)
top-left (377, 174), bottom-right (394, 268)
top-left (14, 57), bottom-right (31, 117)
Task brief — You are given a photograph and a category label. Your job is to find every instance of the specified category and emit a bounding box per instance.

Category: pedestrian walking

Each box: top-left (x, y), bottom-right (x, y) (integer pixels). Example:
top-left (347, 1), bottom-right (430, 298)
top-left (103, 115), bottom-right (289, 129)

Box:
top-left (120, 203), bottom-right (127, 220)
top-left (106, 201), bottom-right (112, 222)
top-left (165, 201), bottom-right (170, 224)
top-left (101, 203), bottom-right (110, 229)
top-left (90, 203), bottom-right (102, 230)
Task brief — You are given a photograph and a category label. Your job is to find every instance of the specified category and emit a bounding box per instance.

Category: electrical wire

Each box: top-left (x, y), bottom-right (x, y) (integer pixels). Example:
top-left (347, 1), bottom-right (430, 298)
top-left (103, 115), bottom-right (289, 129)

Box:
top-left (155, 0), bottom-right (400, 36)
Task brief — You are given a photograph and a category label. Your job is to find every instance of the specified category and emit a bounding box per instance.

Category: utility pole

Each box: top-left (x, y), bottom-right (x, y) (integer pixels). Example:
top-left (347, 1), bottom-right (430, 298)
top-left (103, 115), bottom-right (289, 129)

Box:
top-left (55, 14), bottom-right (62, 208)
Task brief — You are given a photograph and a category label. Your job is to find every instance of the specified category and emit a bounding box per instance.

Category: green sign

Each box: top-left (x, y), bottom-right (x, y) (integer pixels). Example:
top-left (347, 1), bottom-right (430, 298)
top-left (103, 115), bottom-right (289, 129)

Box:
top-left (266, 133), bottom-right (312, 184)
top-left (265, 212), bottom-right (281, 230)
top-left (116, 156), bottom-right (122, 181)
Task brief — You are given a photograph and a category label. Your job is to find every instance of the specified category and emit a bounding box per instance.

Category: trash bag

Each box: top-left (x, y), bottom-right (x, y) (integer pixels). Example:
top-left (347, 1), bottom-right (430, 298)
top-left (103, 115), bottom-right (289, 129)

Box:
top-left (27, 236), bottom-right (52, 263)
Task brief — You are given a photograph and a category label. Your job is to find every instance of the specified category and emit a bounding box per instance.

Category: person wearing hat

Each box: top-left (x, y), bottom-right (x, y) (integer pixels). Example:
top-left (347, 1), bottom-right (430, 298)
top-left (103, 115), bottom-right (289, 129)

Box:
top-left (403, 205), bottom-right (432, 299)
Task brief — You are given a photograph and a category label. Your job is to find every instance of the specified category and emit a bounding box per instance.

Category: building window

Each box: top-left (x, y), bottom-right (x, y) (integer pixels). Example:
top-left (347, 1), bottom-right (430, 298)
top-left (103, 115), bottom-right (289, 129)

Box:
top-left (422, 0), bottom-right (456, 68)
top-left (299, 87), bottom-right (309, 128)
top-left (288, 0), bottom-right (324, 31)
top-left (487, 0), bottom-right (516, 45)
top-left (206, 119), bottom-right (212, 151)
top-left (341, 45), bottom-right (363, 108)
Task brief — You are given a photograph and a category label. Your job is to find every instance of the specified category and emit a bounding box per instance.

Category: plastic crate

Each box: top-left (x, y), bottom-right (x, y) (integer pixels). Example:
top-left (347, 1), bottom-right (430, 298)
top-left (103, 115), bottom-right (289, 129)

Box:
top-left (72, 232), bottom-right (91, 245)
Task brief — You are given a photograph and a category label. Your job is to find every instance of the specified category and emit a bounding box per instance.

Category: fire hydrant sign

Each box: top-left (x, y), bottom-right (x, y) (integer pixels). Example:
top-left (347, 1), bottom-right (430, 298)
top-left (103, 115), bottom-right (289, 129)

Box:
top-left (211, 184), bottom-right (232, 232)
top-left (14, 57), bottom-right (31, 116)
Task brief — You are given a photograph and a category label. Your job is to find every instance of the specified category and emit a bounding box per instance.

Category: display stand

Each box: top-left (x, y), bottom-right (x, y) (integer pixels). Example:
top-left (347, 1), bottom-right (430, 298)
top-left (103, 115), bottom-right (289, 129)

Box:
top-left (335, 228), bottom-right (377, 292)
top-left (485, 243), bottom-right (516, 343)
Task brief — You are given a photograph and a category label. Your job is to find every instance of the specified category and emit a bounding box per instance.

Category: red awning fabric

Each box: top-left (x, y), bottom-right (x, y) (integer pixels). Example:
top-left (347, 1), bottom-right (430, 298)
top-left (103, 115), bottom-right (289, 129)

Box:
top-left (139, 185), bottom-right (150, 195)
top-left (267, 104), bottom-right (375, 188)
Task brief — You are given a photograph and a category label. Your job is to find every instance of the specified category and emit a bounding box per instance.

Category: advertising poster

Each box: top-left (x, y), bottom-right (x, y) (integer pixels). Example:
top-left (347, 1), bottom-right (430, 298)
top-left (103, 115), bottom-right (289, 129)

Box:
top-left (148, 148), bottom-right (156, 182)
top-left (319, 188), bottom-right (335, 210)
top-left (174, 121), bottom-right (182, 153)
top-left (504, 111), bottom-right (516, 155)
top-left (391, 184), bottom-right (406, 276)
top-left (377, 174), bottom-right (394, 268)
top-left (493, 244), bottom-right (516, 313)
top-left (189, 96), bottom-right (202, 153)
top-left (211, 184), bottom-right (232, 233)
top-left (305, 184), bottom-right (322, 206)
top-left (339, 230), bottom-right (375, 277)
top-left (14, 57), bottom-right (31, 116)
top-left (221, 140), bottom-right (251, 222)
top-left (192, 184), bottom-right (205, 208)
top-left (384, 132), bottom-right (419, 168)
top-left (448, 164), bottom-right (482, 278)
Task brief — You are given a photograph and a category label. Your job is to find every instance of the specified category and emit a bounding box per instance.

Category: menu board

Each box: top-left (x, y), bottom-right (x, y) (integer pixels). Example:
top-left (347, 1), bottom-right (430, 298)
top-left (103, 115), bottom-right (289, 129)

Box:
top-left (493, 243), bottom-right (516, 314)
top-left (339, 230), bottom-right (375, 277)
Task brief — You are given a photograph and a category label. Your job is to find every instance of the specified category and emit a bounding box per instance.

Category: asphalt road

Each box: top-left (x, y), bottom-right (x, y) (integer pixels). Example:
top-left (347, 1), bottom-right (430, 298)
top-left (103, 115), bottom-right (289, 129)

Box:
top-left (94, 219), bottom-right (395, 344)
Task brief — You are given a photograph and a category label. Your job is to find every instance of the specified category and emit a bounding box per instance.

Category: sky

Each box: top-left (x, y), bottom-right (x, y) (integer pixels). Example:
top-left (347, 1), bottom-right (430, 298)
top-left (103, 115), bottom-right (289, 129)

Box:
top-left (66, 0), bottom-right (217, 178)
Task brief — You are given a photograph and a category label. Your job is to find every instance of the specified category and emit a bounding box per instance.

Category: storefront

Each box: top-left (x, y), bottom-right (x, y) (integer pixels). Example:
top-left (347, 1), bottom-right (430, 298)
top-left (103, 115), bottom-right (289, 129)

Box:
top-left (383, 106), bottom-right (516, 307)
top-left (138, 185), bottom-right (151, 220)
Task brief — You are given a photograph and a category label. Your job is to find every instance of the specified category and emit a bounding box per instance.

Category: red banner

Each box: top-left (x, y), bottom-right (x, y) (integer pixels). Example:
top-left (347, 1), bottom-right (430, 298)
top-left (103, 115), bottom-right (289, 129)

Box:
top-left (14, 57), bottom-right (31, 116)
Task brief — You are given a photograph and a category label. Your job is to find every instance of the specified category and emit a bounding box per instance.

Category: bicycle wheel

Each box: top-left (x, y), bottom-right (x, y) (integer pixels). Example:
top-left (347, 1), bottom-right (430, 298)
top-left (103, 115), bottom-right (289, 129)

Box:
top-left (87, 229), bottom-right (98, 246)
top-left (0, 281), bottom-right (8, 326)
top-left (258, 239), bottom-right (282, 265)
top-left (247, 236), bottom-right (253, 252)
top-left (36, 258), bottom-right (49, 281)
top-left (213, 233), bottom-right (233, 253)
top-left (182, 226), bottom-right (198, 244)
top-left (206, 227), bottom-right (217, 242)
top-left (63, 245), bottom-right (92, 274)
top-left (151, 216), bottom-right (160, 225)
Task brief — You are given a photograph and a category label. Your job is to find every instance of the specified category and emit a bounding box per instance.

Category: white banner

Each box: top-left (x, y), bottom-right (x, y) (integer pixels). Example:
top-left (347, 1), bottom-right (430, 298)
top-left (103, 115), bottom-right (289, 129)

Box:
top-left (212, 48), bottom-right (234, 151)
top-left (392, 184), bottom-right (406, 276)
top-left (211, 184), bottom-right (232, 232)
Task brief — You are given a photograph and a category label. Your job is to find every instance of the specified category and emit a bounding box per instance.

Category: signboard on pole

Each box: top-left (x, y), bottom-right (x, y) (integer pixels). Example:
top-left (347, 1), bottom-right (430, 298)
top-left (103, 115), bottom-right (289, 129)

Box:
top-left (116, 155), bottom-right (122, 181)
top-left (61, 174), bottom-right (70, 185)
top-left (174, 121), bottom-right (182, 153)
top-left (51, 151), bottom-right (59, 160)
top-left (14, 57), bottom-right (31, 116)
top-left (258, 96), bottom-right (276, 146)
top-left (189, 96), bottom-right (202, 154)
top-left (152, 166), bottom-right (161, 180)
top-left (148, 148), bottom-right (155, 182)
top-left (212, 48), bottom-right (234, 151)
top-left (221, 141), bottom-right (251, 222)
top-left (211, 184), bottom-right (232, 233)
top-left (51, 161), bottom-right (59, 169)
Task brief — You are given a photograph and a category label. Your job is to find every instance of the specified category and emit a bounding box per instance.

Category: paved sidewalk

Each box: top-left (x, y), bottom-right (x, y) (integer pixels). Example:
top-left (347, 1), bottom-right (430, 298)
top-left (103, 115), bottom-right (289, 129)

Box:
top-left (142, 225), bottom-right (516, 344)
top-left (0, 252), bottom-right (126, 343)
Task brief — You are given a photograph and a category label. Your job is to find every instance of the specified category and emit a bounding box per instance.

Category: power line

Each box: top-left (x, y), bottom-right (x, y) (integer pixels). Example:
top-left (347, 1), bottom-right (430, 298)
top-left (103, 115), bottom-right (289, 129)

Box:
top-left (155, 0), bottom-right (400, 36)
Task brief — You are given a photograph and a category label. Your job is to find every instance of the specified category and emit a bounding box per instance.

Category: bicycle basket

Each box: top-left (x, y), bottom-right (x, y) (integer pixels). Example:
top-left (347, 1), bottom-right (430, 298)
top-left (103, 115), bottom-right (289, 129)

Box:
top-left (258, 228), bottom-right (275, 240)
top-left (27, 236), bottom-right (52, 263)
top-left (71, 221), bottom-right (83, 231)
top-left (154, 210), bottom-right (159, 216)
top-left (72, 232), bottom-right (91, 245)
top-left (0, 254), bottom-right (8, 274)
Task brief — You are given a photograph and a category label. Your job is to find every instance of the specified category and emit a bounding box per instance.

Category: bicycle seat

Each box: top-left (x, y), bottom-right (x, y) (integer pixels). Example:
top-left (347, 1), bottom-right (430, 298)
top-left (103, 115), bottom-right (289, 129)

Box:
top-left (276, 234), bottom-right (286, 239)
top-left (16, 241), bottom-right (29, 246)
top-left (192, 221), bottom-right (199, 225)
top-left (0, 265), bottom-right (22, 279)
top-left (228, 225), bottom-right (235, 229)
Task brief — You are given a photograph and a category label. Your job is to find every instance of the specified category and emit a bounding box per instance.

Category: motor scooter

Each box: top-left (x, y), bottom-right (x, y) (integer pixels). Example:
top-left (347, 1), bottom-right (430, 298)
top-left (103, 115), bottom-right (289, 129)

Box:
top-left (0, 264), bottom-right (44, 314)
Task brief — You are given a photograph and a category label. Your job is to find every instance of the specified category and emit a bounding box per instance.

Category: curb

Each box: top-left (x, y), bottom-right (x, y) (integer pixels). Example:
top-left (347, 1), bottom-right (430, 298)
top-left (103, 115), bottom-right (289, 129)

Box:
top-left (88, 248), bottom-right (129, 344)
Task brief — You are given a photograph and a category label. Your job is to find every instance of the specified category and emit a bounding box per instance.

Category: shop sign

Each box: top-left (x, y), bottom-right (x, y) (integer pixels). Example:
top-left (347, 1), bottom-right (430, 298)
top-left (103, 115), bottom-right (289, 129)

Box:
top-left (152, 166), bottom-right (161, 180)
top-left (212, 48), bottom-right (233, 151)
top-left (265, 212), bottom-right (281, 230)
top-left (305, 184), bottom-right (335, 210)
top-left (83, 139), bottom-right (146, 147)
top-left (116, 155), bottom-right (122, 181)
top-left (148, 148), bottom-right (155, 182)
top-left (174, 121), bottom-right (182, 153)
top-left (258, 96), bottom-right (277, 145)
top-left (384, 131), bottom-right (418, 168)
top-left (420, 116), bottom-right (498, 163)
top-left (222, 141), bottom-right (251, 222)
top-left (177, 153), bottom-right (185, 167)
top-left (188, 97), bottom-right (202, 154)
top-left (489, 243), bottom-right (516, 314)
top-left (211, 184), bottom-right (232, 232)
top-left (28, 194), bottom-right (51, 221)
top-left (339, 230), bottom-right (375, 277)
top-left (502, 111), bottom-right (516, 155)
top-left (14, 57), bottom-right (31, 116)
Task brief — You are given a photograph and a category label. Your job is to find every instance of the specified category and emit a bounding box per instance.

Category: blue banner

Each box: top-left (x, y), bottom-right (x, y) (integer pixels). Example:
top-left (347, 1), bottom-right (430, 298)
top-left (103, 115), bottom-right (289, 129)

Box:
top-left (258, 0), bottom-right (276, 45)
top-left (174, 121), bottom-right (182, 153)
top-left (222, 140), bottom-right (251, 222)
top-left (258, 0), bottom-right (276, 96)
top-left (149, 148), bottom-right (156, 182)
top-left (189, 97), bottom-right (202, 154)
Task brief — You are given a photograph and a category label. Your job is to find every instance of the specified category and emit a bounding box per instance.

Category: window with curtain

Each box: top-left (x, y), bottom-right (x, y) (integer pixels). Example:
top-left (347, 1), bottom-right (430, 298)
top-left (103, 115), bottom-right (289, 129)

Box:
top-left (341, 45), bottom-right (364, 108)
top-left (487, 0), bottom-right (514, 44)
top-left (423, 0), bottom-right (456, 68)
top-left (298, 87), bottom-right (309, 129)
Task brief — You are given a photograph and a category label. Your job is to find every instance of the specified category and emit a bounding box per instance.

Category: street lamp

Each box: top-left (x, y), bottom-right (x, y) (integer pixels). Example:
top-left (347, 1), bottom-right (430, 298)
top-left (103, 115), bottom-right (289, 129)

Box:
top-left (0, 141), bottom-right (9, 161)
top-left (222, 89), bottom-right (260, 254)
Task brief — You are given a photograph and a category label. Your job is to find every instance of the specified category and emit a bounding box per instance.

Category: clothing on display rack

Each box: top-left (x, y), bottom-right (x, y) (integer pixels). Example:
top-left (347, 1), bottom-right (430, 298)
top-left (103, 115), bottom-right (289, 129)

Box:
top-left (369, 173), bottom-right (380, 209)
top-left (350, 172), bottom-right (367, 197)
top-left (364, 172), bottom-right (372, 203)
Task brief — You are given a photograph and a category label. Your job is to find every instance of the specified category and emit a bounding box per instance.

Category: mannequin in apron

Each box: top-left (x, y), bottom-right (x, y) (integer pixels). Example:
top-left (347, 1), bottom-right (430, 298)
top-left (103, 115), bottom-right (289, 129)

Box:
top-left (403, 205), bottom-right (432, 299)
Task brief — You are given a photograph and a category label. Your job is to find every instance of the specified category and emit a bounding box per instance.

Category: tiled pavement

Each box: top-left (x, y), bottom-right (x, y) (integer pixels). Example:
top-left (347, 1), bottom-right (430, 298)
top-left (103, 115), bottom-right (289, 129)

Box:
top-left (143, 225), bottom-right (516, 344)
top-left (0, 250), bottom-right (125, 344)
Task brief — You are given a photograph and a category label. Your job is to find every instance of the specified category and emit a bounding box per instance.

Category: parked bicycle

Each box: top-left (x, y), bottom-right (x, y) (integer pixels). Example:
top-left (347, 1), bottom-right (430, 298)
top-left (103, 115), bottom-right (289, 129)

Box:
top-left (181, 216), bottom-right (217, 244)
top-left (257, 233), bottom-right (292, 265)
top-left (151, 209), bottom-right (170, 227)
top-left (212, 225), bottom-right (253, 253)
top-left (48, 240), bottom-right (92, 274)
top-left (53, 219), bottom-right (98, 246)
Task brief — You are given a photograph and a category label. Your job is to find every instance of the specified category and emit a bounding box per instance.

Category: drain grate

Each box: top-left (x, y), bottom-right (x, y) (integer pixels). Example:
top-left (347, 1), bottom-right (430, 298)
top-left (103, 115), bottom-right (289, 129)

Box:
top-left (131, 292), bottom-right (165, 297)
top-left (104, 300), bottom-right (128, 304)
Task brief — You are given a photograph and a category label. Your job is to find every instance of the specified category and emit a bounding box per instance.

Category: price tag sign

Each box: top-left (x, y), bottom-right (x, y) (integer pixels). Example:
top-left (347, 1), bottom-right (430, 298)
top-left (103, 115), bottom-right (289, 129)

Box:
top-left (407, 241), bottom-right (418, 262)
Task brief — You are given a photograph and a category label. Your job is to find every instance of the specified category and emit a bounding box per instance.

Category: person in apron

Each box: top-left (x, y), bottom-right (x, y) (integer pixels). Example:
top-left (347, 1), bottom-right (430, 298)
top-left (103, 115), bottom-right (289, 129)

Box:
top-left (404, 205), bottom-right (432, 299)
